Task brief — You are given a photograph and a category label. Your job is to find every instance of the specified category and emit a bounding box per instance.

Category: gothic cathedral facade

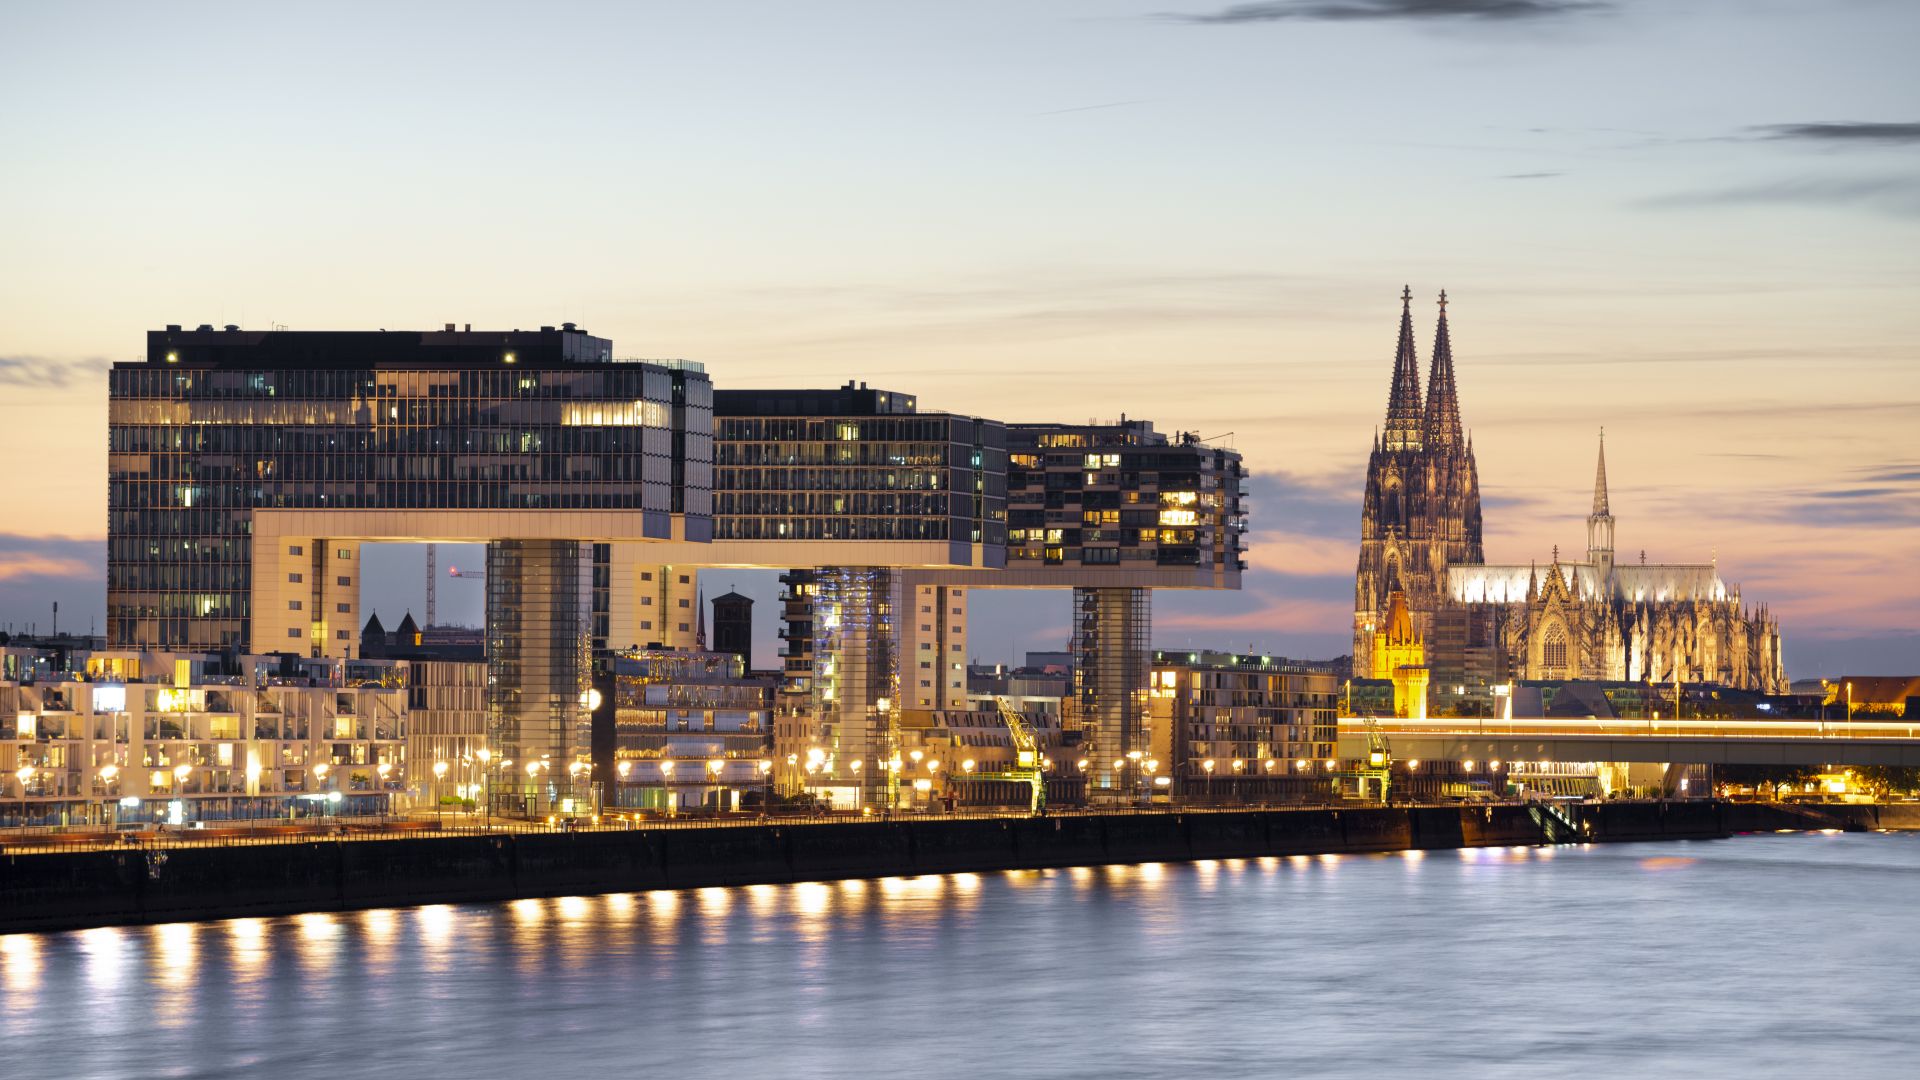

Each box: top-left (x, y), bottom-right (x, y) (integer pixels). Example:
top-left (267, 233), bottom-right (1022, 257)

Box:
top-left (1353, 290), bottom-right (1785, 694)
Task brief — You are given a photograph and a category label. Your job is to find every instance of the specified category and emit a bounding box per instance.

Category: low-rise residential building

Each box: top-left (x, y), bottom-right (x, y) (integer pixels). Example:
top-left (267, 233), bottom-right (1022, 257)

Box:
top-left (2, 648), bottom-right (409, 827)
top-left (1149, 650), bottom-right (1340, 803)
top-left (599, 648), bottom-right (775, 812)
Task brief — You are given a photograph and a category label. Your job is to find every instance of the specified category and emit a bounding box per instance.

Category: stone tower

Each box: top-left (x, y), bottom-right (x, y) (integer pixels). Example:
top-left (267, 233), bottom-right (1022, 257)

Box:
top-left (1586, 429), bottom-right (1615, 581)
top-left (1354, 289), bottom-right (1484, 678)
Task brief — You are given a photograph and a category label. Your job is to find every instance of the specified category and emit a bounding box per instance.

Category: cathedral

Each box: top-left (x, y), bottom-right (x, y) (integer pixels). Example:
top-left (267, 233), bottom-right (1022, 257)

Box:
top-left (1353, 289), bottom-right (1786, 695)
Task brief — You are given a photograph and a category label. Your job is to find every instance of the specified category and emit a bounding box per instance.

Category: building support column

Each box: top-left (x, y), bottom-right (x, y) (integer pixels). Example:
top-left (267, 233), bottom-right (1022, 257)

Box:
top-left (486, 540), bottom-right (592, 816)
top-left (1072, 586), bottom-right (1151, 797)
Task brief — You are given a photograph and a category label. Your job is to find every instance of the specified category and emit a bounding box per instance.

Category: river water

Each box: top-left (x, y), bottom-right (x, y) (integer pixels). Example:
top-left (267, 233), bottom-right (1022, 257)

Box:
top-left (3, 832), bottom-right (1916, 1079)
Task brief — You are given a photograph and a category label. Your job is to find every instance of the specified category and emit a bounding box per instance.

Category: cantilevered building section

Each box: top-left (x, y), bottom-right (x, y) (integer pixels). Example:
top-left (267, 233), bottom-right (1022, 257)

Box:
top-left (109, 324), bottom-right (712, 797)
top-left (108, 325), bottom-right (1248, 813)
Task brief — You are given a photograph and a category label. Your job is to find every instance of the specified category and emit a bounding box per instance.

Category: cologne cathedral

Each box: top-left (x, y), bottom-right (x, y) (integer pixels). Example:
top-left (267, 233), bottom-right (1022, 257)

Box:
top-left (1352, 289), bottom-right (1786, 694)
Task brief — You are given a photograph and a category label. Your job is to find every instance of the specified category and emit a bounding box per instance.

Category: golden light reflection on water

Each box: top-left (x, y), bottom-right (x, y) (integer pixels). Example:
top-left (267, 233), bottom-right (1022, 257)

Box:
top-left (151, 922), bottom-right (198, 999)
top-left (74, 926), bottom-right (126, 991)
top-left (417, 904), bottom-right (456, 974)
top-left (511, 898), bottom-right (545, 925)
top-left (557, 896), bottom-right (590, 922)
top-left (605, 892), bottom-right (636, 917)
top-left (360, 908), bottom-right (398, 944)
top-left (294, 912), bottom-right (341, 979)
top-left (1, 933), bottom-right (42, 997)
top-left (225, 918), bottom-right (268, 983)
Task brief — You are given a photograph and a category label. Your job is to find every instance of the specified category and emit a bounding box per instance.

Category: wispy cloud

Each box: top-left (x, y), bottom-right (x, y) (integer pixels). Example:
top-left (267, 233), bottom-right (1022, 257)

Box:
top-left (1751, 122), bottom-right (1920, 146)
top-left (0, 355), bottom-right (112, 388)
top-left (1162, 0), bottom-right (1606, 24)
top-left (1639, 176), bottom-right (1920, 219)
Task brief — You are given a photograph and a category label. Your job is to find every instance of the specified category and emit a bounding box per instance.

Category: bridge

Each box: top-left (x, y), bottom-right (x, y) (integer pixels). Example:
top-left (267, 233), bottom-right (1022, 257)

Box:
top-left (1337, 717), bottom-right (1920, 769)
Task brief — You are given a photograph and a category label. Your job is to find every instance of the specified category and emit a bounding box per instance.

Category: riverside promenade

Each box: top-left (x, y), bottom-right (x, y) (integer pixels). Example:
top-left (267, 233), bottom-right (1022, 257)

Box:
top-left (3, 800), bottom-right (1913, 934)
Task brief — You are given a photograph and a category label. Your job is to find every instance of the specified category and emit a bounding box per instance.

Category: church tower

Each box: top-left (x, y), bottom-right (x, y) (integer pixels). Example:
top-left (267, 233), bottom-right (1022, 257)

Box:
top-left (1587, 429), bottom-right (1615, 582)
top-left (1354, 288), bottom-right (1484, 679)
top-left (1354, 288), bottom-right (1426, 675)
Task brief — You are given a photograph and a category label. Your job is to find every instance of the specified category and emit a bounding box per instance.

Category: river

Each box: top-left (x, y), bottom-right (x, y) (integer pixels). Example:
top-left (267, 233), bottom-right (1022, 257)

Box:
top-left (2, 831), bottom-right (1916, 1079)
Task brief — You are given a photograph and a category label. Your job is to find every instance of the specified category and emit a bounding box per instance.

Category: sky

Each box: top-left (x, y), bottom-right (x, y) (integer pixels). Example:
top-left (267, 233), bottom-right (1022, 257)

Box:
top-left (1, 0), bottom-right (1916, 678)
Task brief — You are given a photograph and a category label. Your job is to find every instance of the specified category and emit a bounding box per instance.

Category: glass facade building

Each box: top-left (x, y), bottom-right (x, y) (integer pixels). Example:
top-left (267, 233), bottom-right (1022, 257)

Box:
top-left (1005, 419), bottom-right (1245, 577)
top-left (712, 384), bottom-right (1007, 562)
top-left (107, 325), bottom-right (711, 651)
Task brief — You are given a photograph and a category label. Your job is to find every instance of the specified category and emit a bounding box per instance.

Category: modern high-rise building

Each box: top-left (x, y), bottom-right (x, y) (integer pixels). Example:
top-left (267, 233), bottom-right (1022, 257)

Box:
top-left (108, 326), bottom-right (1246, 811)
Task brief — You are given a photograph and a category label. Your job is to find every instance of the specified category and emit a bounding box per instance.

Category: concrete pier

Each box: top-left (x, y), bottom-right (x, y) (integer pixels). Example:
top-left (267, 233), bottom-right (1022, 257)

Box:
top-left (2, 801), bottom-right (1911, 935)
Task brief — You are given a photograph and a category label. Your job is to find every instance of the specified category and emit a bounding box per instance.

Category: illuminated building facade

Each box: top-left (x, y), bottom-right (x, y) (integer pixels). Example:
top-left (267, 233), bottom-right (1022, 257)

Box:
top-left (1, 649), bottom-right (409, 827)
top-left (1148, 651), bottom-right (1339, 801)
top-left (1353, 293), bottom-right (1785, 698)
top-left (105, 325), bottom-right (1245, 812)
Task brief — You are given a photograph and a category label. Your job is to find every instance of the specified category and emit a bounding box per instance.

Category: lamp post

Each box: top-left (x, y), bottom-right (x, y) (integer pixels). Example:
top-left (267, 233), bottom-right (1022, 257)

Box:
top-left (758, 759), bottom-right (772, 817)
top-left (432, 760), bottom-right (449, 826)
top-left (707, 758), bottom-right (725, 814)
top-left (660, 758), bottom-right (676, 815)
top-left (1202, 758), bottom-right (1215, 805)
top-left (476, 748), bottom-right (493, 828)
top-left (1127, 749), bottom-right (1144, 807)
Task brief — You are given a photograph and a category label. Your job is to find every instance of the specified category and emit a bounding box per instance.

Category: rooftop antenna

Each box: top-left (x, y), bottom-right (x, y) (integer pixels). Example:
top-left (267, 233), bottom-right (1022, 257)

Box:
top-left (425, 544), bottom-right (438, 626)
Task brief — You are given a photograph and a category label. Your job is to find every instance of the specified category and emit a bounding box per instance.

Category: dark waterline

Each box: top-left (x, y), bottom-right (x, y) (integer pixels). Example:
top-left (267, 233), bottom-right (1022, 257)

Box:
top-left (3, 832), bottom-right (1917, 1079)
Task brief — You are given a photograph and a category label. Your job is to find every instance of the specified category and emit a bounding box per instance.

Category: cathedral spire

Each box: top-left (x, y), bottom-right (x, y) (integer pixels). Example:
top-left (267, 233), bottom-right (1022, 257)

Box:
top-left (1423, 289), bottom-right (1464, 451)
top-left (1588, 427), bottom-right (1615, 578)
top-left (1382, 285), bottom-right (1424, 453)
top-left (1592, 427), bottom-right (1610, 516)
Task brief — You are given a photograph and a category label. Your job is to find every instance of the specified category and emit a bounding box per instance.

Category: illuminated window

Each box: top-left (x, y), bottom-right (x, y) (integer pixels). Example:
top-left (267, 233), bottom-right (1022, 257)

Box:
top-left (1543, 627), bottom-right (1569, 673)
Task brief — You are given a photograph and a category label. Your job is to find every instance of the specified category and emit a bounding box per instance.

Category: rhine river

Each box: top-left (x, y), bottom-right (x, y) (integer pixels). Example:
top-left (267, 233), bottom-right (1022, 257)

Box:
top-left (3, 832), bottom-right (1917, 1079)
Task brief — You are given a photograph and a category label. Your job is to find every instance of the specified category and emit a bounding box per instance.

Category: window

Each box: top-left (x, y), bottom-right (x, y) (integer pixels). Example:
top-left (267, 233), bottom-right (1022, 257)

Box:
top-left (337, 576), bottom-right (351, 587)
top-left (337, 603), bottom-right (351, 613)
top-left (288, 572), bottom-right (303, 583)
top-left (289, 545), bottom-right (304, 556)
top-left (677, 623), bottom-right (689, 632)
top-left (1543, 626), bottom-right (1569, 673)
top-left (288, 600), bottom-right (303, 611)
top-left (678, 575), bottom-right (690, 584)
top-left (336, 630), bottom-right (350, 640)
top-left (677, 599), bottom-right (689, 608)
top-left (642, 572), bottom-right (653, 581)
top-left (642, 596), bottom-right (653, 606)
top-left (287, 628), bottom-right (302, 638)
top-left (336, 549), bottom-right (351, 560)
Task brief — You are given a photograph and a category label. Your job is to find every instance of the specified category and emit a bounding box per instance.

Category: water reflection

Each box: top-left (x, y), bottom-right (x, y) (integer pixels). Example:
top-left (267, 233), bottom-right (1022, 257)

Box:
top-left (2, 835), bottom-right (1917, 1079)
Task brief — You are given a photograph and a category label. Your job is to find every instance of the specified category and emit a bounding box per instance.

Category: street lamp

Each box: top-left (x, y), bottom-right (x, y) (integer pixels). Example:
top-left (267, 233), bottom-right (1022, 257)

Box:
top-left (758, 759), bottom-right (772, 815)
top-left (707, 758), bottom-right (725, 813)
top-left (660, 759), bottom-right (676, 814)
top-left (432, 760), bottom-right (449, 826)
top-left (1202, 758), bottom-right (1215, 804)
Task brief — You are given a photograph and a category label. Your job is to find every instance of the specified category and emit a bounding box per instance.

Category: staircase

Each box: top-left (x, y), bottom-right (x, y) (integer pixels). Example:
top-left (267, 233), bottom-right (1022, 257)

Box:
top-left (1526, 800), bottom-right (1584, 844)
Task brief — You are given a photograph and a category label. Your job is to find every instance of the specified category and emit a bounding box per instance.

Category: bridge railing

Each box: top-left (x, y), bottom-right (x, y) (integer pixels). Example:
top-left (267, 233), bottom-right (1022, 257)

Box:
top-left (1341, 717), bottom-right (1920, 741)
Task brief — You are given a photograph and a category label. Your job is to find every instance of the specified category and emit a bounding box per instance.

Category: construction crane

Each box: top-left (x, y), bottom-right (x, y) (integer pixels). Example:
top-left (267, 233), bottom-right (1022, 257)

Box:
top-left (968, 697), bottom-right (1046, 815)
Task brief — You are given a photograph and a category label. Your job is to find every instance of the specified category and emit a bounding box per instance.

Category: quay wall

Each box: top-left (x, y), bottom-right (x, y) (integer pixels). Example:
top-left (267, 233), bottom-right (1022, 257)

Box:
top-left (0, 800), bottom-right (1893, 934)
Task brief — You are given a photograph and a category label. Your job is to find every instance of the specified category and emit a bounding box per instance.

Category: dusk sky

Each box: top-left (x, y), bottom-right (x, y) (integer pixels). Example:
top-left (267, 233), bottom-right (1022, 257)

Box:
top-left (2, 1), bottom-right (1915, 676)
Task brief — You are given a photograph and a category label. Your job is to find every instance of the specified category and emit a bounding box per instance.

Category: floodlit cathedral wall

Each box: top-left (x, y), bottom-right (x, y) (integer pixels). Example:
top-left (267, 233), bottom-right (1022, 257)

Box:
top-left (1355, 292), bottom-right (1785, 694)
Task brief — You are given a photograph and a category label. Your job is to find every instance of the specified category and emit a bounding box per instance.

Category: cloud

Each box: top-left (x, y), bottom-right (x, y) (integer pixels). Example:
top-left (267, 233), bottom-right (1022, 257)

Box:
top-left (1751, 122), bottom-right (1920, 146)
top-left (0, 535), bottom-right (104, 633)
top-left (1639, 176), bottom-right (1920, 219)
top-left (1500, 171), bottom-right (1564, 179)
top-left (0, 355), bottom-right (112, 388)
top-left (1162, 0), bottom-right (1605, 24)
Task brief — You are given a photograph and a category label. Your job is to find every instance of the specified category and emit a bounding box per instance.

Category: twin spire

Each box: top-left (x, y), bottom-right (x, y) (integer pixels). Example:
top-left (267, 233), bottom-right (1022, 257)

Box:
top-left (1380, 286), bottom-right (1464, 454)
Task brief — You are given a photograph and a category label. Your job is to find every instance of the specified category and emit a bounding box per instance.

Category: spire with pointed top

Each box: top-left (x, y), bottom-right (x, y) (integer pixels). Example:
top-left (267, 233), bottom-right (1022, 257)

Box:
top-left (1592, 427), bottom-right (1610, 516)
top-left (1587, 426), bottom-right (1616, 576)
top-left (1422, 289), bottom-right (1464, 452)
top-left (1382, 285), bottom-right (1424, 453)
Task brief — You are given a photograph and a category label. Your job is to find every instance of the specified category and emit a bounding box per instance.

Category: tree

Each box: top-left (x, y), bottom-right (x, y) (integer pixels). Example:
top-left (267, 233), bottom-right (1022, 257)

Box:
top-left (1717, 763), bottom-right (1816, 799)
top-left (1850, 766), bottom-right (1920, 799)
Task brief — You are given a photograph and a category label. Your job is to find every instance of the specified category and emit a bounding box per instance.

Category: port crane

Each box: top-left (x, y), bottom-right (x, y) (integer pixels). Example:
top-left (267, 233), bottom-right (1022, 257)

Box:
top-left (967, 697), bottom-right (1046, 815)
